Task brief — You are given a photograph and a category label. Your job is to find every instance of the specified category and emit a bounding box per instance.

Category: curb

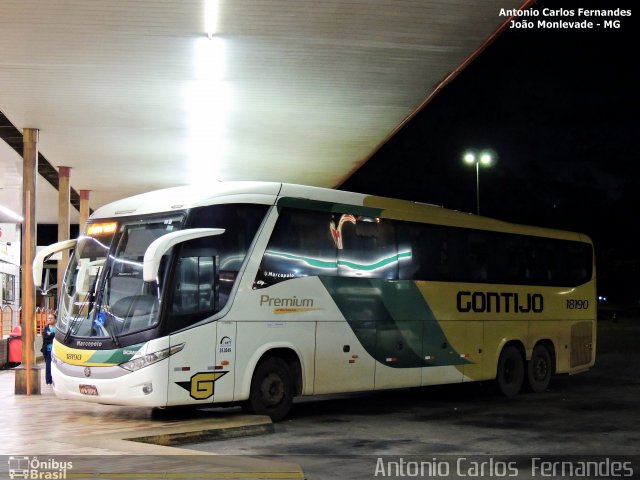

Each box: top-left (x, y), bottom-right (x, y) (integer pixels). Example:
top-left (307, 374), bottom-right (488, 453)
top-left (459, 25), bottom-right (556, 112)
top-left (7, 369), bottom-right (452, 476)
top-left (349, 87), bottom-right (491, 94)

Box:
top-left (128, 422), bottom-right (275, 447)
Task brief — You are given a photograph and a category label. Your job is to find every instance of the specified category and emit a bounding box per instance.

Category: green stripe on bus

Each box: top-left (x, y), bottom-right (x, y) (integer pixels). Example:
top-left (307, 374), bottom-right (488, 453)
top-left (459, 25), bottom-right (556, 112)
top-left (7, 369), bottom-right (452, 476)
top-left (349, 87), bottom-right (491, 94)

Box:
top-left (320, 277), bottom-right (468, 368)
top-left (87, 343), bottom-right (144, 365)
top-left (264, 250), bottom-right (411, 273)
top-left (265, 251), bottom-right (337, 269)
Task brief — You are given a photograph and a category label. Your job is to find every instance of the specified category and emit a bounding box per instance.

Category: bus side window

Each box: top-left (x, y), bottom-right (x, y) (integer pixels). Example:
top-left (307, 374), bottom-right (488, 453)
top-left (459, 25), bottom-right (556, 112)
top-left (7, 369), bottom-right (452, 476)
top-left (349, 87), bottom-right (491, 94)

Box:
top-left (166, 252), bottom-right (219, 333)
top-left (397, 222), bottom-right (440, 281)
top-left (166, 204), bottom-right (267, 333)
top-left (187, 203), bottom-right (268, 304)
top-left (338, 217), bottom-right (398, 279)
top-left (171, 256), bottom-right (217, 315)
top-left (467, 232), bottom-right (489, 282)
top-left (564, 243), bottom-right (592, 285)
top-left (255, 208), bottom-right (337, 288)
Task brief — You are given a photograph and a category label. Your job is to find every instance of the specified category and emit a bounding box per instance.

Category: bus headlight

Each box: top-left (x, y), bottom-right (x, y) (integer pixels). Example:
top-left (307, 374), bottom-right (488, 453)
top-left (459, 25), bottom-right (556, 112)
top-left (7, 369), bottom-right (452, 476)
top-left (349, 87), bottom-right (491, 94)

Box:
top-left (119, 343), bottom-right (184, 372)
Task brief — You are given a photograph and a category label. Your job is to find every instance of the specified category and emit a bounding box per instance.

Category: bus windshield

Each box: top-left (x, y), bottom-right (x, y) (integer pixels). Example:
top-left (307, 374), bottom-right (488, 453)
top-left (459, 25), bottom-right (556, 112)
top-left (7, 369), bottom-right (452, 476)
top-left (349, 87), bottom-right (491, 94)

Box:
top-left (58, 216), bottom-right (184, 341)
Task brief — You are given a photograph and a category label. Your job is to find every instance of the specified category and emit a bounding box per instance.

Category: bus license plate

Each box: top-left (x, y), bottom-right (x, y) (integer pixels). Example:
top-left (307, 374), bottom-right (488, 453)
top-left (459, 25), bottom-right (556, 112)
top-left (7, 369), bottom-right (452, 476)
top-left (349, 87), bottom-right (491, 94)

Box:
top-left (79, 384), bottom-right (98, 396)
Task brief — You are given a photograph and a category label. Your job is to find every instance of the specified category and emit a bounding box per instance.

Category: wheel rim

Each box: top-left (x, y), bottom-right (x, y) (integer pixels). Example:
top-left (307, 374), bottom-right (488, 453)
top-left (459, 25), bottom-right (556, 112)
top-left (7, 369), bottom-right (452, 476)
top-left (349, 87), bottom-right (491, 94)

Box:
top-left (503, 358), bottom-right (515, 384)
top-left (260, 372), bottom-right (285, 407)
top-left (532, 356), bottom-right (548, 382)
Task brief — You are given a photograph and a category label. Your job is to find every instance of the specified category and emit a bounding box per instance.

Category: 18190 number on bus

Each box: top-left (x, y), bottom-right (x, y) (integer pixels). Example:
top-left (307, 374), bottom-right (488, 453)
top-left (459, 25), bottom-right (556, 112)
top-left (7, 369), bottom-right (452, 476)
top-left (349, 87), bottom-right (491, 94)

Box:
top-left (566, 299), bottom-right (589, 310)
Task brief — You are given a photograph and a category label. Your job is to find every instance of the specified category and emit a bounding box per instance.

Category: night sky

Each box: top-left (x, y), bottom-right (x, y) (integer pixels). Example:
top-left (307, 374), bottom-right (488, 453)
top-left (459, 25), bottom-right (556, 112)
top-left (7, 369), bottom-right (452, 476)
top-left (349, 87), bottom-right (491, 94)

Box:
top-left (341, 0), bottom-right (639, 303)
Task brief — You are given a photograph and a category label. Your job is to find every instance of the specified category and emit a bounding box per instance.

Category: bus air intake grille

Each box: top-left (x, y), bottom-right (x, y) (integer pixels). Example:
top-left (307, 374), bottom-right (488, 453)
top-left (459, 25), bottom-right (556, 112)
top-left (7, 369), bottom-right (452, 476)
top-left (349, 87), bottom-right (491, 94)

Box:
top-left (570, 321), bottom-right (593, 367)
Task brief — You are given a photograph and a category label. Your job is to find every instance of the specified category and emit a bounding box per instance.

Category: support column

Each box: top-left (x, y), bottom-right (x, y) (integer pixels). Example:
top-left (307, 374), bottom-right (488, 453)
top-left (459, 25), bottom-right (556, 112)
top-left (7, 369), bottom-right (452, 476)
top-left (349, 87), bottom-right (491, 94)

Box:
top-left (57, 167), bottom-right (71, 292)
top-left (79, 190), bottom-right (91, 234)
top-left (16, 128), bottom-right (41, 395)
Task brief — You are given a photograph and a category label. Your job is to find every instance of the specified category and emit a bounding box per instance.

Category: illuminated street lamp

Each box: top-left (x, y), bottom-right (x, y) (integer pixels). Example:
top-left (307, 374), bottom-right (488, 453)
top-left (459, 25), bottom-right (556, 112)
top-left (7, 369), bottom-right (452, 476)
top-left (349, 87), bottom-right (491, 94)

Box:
top-left (463, 150), bottom-right (493, 215)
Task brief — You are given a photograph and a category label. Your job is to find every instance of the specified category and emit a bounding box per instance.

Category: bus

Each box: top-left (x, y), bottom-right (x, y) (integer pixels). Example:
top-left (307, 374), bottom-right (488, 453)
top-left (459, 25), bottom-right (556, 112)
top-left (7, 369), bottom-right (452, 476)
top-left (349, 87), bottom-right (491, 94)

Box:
top-left (33, 182), bottom-right (596, 421)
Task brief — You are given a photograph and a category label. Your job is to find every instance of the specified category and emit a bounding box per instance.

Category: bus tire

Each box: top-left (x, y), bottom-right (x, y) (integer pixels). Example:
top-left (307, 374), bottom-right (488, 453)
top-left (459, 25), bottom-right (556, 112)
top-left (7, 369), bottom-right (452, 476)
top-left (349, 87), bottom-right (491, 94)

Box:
top-left (245, 357), bottom-right (293, 422)
top-left (526, 344), bottom-right (553, 393)
top-left (496, 345), bottom-right (524, 397)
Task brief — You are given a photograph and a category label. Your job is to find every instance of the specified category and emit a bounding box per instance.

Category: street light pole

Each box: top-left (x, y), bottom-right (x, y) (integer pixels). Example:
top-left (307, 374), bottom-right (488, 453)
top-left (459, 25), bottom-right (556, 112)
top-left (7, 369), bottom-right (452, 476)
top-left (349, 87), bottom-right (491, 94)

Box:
top-left (475, 160), bottom-right (480, 215)
top-left (463, 150), bottom-right (493, 215)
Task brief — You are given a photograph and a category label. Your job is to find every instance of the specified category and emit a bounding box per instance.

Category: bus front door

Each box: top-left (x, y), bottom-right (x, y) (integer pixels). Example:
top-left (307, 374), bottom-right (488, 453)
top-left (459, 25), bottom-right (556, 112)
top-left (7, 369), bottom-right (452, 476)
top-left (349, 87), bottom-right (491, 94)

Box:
top-left (166, 322), bottom-right (218, 406)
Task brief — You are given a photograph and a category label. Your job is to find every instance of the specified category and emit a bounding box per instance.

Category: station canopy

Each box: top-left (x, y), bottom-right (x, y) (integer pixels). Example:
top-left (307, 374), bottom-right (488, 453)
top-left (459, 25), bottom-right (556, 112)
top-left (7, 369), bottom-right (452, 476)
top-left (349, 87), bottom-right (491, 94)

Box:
top-left (0, 0), bottom-right (524, 223)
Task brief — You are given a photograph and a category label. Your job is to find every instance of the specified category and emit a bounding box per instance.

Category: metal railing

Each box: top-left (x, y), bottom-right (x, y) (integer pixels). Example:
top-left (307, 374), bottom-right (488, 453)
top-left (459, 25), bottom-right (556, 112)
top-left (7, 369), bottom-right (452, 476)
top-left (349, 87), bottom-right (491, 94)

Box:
top-left (1, 305), bottom-right (56, 338)
top-left (34, 308), bottom-right (55, 336)
top-left (1, 305), bottom-right (16, 339)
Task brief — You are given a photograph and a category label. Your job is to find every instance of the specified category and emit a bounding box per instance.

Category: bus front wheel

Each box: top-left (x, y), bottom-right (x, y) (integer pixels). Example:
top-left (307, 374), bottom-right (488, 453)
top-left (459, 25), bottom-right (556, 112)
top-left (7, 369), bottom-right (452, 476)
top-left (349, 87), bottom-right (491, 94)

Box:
top-left (496, 345), bottom-right (524, 397)
top-left (526, 344), bottom-right (553, 393)
top-left (245, 357), bottom-right (293, 422)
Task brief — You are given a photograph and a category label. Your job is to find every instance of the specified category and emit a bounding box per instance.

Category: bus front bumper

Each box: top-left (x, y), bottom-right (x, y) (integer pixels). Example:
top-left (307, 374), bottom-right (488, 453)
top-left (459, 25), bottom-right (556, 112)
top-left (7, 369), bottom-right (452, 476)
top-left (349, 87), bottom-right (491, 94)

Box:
top-left (51, 361), bottom-right (168, 407)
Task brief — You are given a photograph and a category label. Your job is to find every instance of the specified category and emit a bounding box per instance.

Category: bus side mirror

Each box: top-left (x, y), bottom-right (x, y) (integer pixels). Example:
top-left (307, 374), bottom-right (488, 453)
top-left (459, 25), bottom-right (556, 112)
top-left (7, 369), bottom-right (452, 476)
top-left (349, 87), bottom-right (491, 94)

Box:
top-left (32, 239), bottom-right (77, 288)
top-left (143, 228), bottom-right (225, 282)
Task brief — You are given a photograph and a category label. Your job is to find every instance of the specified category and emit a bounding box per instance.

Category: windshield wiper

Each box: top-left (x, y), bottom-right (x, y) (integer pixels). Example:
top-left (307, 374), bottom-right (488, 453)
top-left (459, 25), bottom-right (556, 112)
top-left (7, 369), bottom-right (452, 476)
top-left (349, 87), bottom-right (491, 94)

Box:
top-left (106, 326), bottom-right (120, 347)
top-left (63, 290), bottom-right (91, 344)
top-left (101, 311), bottom-right (120, 347)
top-left (91, 264), bottom-right (121, 347)
top-left (63, 264), bottom-right (103, 344)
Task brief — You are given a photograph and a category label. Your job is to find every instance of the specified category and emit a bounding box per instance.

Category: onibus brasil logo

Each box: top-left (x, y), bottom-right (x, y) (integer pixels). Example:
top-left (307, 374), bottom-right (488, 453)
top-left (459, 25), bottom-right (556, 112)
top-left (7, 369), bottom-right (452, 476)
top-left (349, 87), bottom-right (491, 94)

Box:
top-left (7, 456), bottom-right (73, 479)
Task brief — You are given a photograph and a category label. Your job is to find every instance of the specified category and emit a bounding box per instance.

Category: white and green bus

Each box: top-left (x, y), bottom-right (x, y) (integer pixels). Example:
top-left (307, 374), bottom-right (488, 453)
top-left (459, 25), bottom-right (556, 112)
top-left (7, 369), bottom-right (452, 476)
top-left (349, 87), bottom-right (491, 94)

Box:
top-left (34, 182), bottom-right (596, 420)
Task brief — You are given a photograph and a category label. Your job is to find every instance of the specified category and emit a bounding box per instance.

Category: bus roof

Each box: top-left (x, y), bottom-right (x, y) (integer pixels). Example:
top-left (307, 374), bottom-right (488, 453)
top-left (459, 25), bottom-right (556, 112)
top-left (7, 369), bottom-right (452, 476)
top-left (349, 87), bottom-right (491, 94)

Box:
top-left (90, 181), bottom-right (590, 243)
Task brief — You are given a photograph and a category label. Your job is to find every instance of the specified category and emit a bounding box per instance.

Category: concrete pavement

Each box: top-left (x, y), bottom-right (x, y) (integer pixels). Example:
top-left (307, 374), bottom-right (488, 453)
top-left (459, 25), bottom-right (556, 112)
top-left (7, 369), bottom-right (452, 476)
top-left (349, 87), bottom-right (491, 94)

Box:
top-left (0, 367), bottom-right (305, 478)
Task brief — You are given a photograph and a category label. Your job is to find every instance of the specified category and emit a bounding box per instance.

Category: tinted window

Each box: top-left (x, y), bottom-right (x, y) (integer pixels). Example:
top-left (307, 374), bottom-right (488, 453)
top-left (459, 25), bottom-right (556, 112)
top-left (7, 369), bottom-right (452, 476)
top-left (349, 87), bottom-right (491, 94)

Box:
top-left (396, 220), bottom-right (592, 287)
top-left (255, 207), bottom-right (593, 289)
top-left (397, 222), bottom-right (463, 282)
top-left (167, 204), bottom-right (268, 332)
top-left (338, 216), bottom-right (398, 279)
top-left (255, 208), bottom-right (337, 288)
top-left (171, 256), bottom-right (218, 314)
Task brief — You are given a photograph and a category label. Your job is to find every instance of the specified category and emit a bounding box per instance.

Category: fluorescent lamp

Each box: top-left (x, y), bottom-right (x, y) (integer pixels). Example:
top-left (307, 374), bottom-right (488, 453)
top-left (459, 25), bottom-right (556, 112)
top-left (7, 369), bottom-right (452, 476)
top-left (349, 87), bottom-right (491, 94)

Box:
top-left (205, 0), bottom-right (219, 39)
top-left (186, 37), bottom-right (231, 183)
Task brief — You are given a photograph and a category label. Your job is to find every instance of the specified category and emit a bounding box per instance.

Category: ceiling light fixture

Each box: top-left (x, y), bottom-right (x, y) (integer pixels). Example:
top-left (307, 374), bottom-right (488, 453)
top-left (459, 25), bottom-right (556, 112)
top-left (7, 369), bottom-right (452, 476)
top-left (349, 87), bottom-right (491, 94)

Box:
top-left (184, 0), bottom-right (229, 184)
top-left (205, 0), bottom-right (219, 39)
top-left (186, 35), bottom-right (230, 184)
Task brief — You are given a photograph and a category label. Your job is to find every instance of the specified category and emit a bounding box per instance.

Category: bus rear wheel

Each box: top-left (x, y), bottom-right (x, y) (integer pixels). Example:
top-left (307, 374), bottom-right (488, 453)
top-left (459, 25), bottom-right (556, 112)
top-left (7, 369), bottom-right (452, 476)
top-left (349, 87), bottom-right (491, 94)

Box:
top-left (496, 345), bottom-right (524, 397)
top-left (245, 357), bottom-right (293, 422)
top-left (526, 344), bottom-right (553, 393)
